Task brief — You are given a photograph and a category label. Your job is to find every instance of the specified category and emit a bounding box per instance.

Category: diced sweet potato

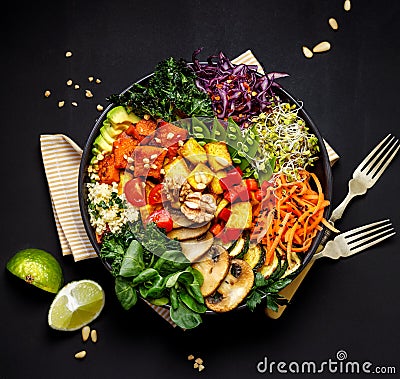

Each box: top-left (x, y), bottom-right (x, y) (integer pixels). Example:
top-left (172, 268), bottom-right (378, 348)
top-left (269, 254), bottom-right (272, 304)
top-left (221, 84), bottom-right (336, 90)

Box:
top-left (154, 122), bottom-right (188, 147)
top-left (135, 119), bottom-right (157, 136)
top-left (125, 124), bottom-right (144, 142)
top-left (98, 154), bottom-right (120, 184)
top-left (113, 132), bottom-right (139, 169)
top-left (134, 145), bottom-right (167, 180)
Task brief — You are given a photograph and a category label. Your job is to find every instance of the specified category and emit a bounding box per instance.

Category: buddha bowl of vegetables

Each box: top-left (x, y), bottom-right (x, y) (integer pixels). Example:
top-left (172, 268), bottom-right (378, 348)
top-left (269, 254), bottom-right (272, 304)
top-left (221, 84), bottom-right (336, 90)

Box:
top-left (79, 50), bottom-right (332, 329)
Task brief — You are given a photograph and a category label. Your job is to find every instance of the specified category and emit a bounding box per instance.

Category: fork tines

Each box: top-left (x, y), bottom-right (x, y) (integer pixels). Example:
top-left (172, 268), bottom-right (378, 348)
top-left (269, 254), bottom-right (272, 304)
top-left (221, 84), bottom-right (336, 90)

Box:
top-left (344, 219), bottom-right (395, 254)
top-left (361, 134), bottom-right (400, 179)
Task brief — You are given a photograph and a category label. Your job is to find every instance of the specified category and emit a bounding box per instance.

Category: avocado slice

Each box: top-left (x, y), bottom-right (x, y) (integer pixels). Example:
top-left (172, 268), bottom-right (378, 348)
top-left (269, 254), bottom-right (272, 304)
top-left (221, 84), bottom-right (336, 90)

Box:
top-left (107, 106), bottom-right (140, 126)
top-left (100, 125), bottom-right (115, 145)
top-left (93, 135), bottom-right (112, 153)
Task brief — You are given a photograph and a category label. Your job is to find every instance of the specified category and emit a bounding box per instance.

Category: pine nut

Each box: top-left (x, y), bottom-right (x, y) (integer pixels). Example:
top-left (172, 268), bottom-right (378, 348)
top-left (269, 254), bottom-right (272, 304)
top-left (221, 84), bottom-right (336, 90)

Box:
top-left (96, 104), bottom-right (103, 111)
top-left (198, 364), bottom-right (205, 372)
top-left (81, 326), bottom-right (90, 342)
top-left (88, 76), bottom-right (94, 82)
top-left (85, 89), bottom-right (93, 98)
top-left (302, 46), bottom-right (313, 59)
top-left (188, 355), bottom-right (195, 360)
top-left (74, 350), bottom-right (86, 359)
top-left (58, 101), bottom-right (65, 108)
top-left (44, 90), bottom-right (51, 97)
top-left (95, 78), bottom-right (101, 84)
top-left (195, 358), bottom-right (203, 364)
top-left (65, 51), bottom-right (72, 57)
top-left (312, 41), bottom-right (331, 53)
top-left (193, 362), bottom-right (199, 369)
top-left (344, 0), bottom-right (351, 11)
top-left (90, 329), bottom-right (98, 343)
top-left (66, 79), bottom-right (73, 86)
top-left (71, 101), bottom-right (78, 107)
top-left (328, 17), bottom-right (338, 30)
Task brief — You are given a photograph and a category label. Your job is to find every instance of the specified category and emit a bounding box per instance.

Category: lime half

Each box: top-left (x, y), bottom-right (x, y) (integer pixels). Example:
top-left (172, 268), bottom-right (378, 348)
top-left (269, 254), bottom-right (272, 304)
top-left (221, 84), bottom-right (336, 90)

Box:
top-left (6, 249), bottom-right (64, 293)
top-left (48, 280), bottom-right (105, 331)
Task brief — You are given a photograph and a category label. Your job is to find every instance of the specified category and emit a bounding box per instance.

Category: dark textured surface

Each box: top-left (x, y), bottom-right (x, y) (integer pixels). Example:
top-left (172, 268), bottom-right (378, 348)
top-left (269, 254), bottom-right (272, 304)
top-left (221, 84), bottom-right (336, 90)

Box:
top-left (1, 1), bottom-right (399, 378)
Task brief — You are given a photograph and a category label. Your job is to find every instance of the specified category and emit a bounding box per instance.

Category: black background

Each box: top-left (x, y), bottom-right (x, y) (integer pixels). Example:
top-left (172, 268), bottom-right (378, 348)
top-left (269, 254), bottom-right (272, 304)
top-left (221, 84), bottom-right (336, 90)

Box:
top-left (1, 1), bottom-right (400, 378)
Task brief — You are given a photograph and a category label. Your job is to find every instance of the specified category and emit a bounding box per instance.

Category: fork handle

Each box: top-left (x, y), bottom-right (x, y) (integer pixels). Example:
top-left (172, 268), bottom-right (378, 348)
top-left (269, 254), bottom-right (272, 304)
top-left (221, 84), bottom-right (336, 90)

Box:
top-left (330, 178), bottom-right (367, 223)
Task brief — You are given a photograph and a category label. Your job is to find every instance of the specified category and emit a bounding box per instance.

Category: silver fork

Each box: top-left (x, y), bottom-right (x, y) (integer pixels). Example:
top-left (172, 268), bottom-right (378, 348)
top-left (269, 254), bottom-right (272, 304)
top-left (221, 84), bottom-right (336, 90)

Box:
top-left (314, 219), bottom-right (395, 260)
top-left (330, 134), bottom-right (399, 224)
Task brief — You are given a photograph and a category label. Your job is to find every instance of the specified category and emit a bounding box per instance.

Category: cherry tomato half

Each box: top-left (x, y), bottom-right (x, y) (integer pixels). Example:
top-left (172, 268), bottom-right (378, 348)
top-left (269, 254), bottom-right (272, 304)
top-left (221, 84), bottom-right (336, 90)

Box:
top-left (124, 177), bottom-right (146, 207)
top-left (148, 183), bottom-right (163, 205)
top-left (146, 209), bottom-right (173, 232)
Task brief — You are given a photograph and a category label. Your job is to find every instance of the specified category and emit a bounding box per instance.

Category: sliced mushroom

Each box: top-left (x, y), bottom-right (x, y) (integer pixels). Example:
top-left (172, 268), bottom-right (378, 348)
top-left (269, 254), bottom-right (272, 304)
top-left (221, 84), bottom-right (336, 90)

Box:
top-left (180, 232), bottom-right (214, 263)
top-left (205, 259), bottom-right (254, 312)
top-left (167, 222), bottom-right (210, 241)
top-left (192, 245), bottom-right (230, 297)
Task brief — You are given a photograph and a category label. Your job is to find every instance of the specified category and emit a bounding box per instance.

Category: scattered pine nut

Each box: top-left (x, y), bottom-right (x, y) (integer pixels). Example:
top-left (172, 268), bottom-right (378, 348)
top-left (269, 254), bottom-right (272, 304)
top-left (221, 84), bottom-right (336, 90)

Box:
top-left (328, 18), bottom-right (338, 30)
top-left (65, 51), bottom-right (73, 58)
top-left (44, 90), bottom-right (51, 98)
top-left (312, 41), bottom-right (331, 53)
top-left (90, 329), bottom-right (98, 343)
top-left (81, 326), bottom-right (90, 342)
top-left (195, 358), bottom-right (203, 365)
top-left (95, 78), bottom-right (101, 84)
top-left (193, 363), bottom-right (199, 369)
top-left (58, 101), bottom-right (65, 108)
top-left (302, 46), bottom-right (313, 59)
top-left (144, 114), bottom-right (150, 120)
top-left (88, 76), bottom-right (94, 82)
top-left (344, 0), bottom-right (351, 11)
top-left (74, 350), bottom-right (86, 359)
top-left (66, 79), bottom-right (73, 86)
top-left (188, 354), bottom-right (195, 360)
top-left (72, 101), bottom-right (78, 107)
top-left (198, 364), bottom-right (205, 372)
top-left (85, 89), bottom-right (93, 98)
top-left (74, 84), bottom-right (80, 90)
top-left (96, 104), bottom-right (104, 111)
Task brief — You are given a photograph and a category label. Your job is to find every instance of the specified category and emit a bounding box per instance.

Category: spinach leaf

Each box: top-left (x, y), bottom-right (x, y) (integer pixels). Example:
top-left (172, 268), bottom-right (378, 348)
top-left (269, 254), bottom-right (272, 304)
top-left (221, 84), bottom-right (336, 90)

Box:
top-left (165, 269), bottom-right (194, 288)
top-left (178, 287), bottom-right (207, 313)
top-left (170, 287), bottom-right (179, 310)
top-left (170, 299), bottom-right (203, 330)
top-left (131, 268), bottom-right (159, 286)
top-left (115, 276), bottom-right (137, 310)
top-left (152, 250), bottom-right (190, 277)
top-left (119, 240), bottom-right (145, 278)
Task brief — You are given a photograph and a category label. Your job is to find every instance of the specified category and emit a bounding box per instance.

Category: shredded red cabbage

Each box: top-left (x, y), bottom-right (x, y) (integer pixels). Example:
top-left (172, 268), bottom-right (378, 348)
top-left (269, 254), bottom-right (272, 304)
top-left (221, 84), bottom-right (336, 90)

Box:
top-left (191, 49), bottom-right (288, 128)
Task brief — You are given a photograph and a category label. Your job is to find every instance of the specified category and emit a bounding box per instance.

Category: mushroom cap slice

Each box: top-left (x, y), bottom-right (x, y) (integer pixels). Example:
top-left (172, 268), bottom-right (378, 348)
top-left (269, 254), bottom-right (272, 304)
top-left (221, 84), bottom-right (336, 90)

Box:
top-left (167, 222), bottom-right (210, 241)
top-left (192, 245), bottom-right (230, 297)
top-left (180, 232), bottom-right (214, 263)
top-left (205, 259), bottom-right (254, 312)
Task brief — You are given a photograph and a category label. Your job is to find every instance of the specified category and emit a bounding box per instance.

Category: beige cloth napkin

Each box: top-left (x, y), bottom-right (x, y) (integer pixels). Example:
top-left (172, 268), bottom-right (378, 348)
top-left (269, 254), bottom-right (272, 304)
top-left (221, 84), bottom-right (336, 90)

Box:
top-left (40, 50), bottom-right (339, 327)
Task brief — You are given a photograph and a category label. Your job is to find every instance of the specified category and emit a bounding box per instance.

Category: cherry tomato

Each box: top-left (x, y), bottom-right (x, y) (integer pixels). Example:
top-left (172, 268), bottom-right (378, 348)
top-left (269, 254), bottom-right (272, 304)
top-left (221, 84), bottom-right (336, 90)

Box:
top-left (146, 209), bottom-right (173, 232)
top-left (124, 178), bottom-right (146, 207)
top-left (148, 183), bottom-right (163, 205)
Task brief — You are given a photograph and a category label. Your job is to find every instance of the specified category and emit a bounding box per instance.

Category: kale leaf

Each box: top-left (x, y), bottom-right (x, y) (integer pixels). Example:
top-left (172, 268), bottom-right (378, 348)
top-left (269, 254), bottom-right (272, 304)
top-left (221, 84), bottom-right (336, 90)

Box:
top-left (108, 57), bottom-right (213, 121)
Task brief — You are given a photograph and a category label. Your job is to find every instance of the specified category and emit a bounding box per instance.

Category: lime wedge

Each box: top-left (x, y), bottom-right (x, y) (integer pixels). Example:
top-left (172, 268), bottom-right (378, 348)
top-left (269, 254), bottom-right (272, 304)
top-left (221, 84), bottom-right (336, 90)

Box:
top-left (6, 249), bottom-right (63, 293)
top-left (48, 280), bottom-right (105, 331)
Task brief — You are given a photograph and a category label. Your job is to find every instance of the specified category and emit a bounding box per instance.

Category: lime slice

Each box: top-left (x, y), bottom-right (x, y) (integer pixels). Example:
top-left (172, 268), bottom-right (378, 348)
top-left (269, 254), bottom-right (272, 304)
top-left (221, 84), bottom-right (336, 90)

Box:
top-left (6, 249), bottom-right (64, 293)
top-left (48, 280), bottom-right (105, 331)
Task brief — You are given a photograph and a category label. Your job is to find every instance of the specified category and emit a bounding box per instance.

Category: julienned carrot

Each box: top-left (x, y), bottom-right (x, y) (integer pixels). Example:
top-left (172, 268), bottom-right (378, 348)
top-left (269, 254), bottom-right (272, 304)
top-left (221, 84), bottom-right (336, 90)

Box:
top-left (258, 170), bottom-right (331, 273)
top-left (264, 212), bottom-right (291, 265)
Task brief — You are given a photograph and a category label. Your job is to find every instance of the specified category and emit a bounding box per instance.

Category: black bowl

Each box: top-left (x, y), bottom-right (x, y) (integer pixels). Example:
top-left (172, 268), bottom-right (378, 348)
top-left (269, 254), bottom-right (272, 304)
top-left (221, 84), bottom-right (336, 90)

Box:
top-left (78, 67), bottom-right (333, 309)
